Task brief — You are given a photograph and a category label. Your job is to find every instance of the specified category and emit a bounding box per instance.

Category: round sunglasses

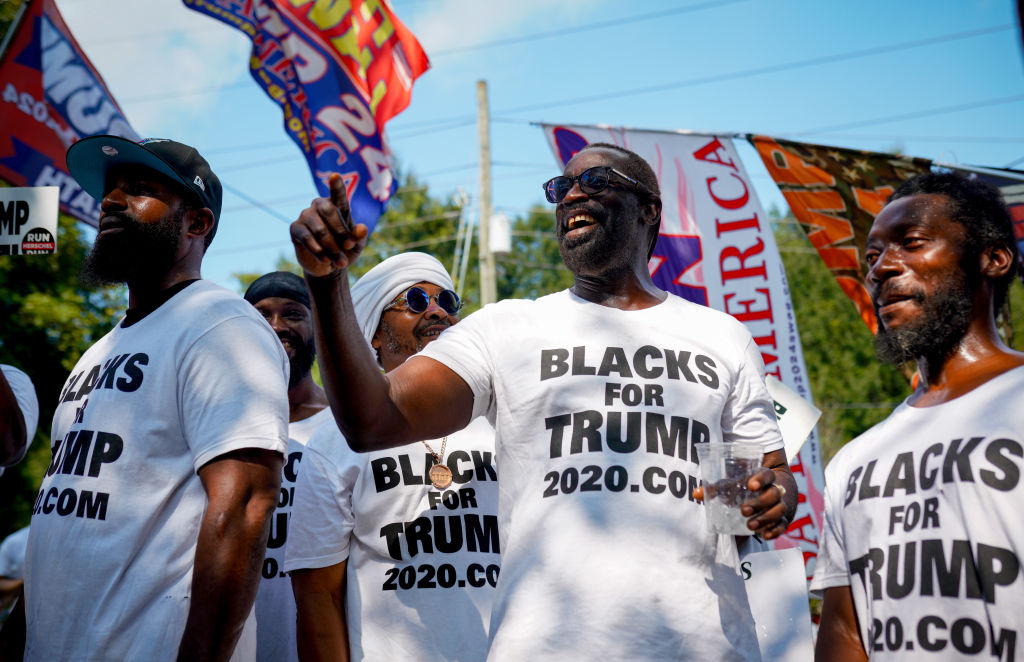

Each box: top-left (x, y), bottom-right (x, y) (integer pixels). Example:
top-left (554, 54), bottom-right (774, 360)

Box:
top-left (542, 165), bottom-right (652, 204)
top-left (382, 286), bottom-right (463, 315)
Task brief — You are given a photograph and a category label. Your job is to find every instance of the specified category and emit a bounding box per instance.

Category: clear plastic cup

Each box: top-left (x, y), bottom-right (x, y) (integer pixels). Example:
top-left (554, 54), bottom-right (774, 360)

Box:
top-left (695, 442), bottom-right (764, 535)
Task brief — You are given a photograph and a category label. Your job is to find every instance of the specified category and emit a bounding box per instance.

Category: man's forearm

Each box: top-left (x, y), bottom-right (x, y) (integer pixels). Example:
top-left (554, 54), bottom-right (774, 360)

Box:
top-left (305, 271), bottom-right (412, 450)
top-left (292, 564), bottom-right (349, 662)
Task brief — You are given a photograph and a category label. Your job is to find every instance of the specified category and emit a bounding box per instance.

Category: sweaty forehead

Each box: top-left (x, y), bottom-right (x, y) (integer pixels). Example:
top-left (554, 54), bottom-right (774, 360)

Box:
top-left (870, 193), bottom-right (952, 237)
top-left (564, 147), bottom-right (624, 175)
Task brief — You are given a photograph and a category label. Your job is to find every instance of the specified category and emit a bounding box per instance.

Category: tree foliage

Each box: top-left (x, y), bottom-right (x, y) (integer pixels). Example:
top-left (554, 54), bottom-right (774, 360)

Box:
top-left (0, 209), bottom-right (122, 534)
top-left (235, 174), bottom-right (573, 310)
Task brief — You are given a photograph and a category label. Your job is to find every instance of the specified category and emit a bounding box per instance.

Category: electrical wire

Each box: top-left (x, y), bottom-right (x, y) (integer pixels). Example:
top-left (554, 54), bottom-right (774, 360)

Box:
top-left (428, 0), bottom-right (750, 57)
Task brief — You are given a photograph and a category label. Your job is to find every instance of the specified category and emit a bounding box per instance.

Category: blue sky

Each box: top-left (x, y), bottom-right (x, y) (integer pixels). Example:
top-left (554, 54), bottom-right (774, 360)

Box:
top-left (53, 0), bottom-right (1024, 292)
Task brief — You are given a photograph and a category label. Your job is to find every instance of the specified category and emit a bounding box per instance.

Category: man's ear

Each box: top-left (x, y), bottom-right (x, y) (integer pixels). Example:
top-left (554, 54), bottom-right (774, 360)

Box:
top-left (186, 207), bottom-right (216, 241)
top-left (980, 244), bottom-right (1015, 279)
top-left (642, 195), bottom-right (662, 227)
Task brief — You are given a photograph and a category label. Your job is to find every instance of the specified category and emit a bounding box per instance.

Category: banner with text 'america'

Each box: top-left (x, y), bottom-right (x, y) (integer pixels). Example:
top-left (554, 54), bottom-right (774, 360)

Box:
top-left (541, 124), bottom-right (826, 579)
top-left (184, 0), bottom-right (429, 231)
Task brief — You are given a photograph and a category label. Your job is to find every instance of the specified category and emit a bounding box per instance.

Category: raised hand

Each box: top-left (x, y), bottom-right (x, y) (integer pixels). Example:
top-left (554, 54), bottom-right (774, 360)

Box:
top-left (291, 173), bottom-right (369, 277)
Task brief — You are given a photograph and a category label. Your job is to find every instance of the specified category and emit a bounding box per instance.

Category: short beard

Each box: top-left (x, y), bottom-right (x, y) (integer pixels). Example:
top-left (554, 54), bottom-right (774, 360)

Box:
top-left (558, 223), bottom-right (620, 274)
top-left (82, 209), bottom-right (184, 287)
top-left (288, 337), bottom-right (316, 390)
top-left (874, 268), bottom-right (976, 365)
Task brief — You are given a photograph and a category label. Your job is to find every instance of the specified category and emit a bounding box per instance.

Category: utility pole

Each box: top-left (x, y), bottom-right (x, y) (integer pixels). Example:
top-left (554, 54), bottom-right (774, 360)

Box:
top-left (476, 80), bottom-right (497, 305)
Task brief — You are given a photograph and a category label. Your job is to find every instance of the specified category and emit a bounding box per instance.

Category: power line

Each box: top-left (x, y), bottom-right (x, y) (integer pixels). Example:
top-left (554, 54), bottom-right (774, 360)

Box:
top-left (496, 24), bottom-right (1013, 115)
top-left (386, 24), bottom-right (1012, 139)
top-left (810, 133), bottom-right (1024, 144)
top-left (221, 182), bottom-right (293, 224)
top-left (429, 0), bottom-right (750, 57)
top-left (793, 94), bottom-right (1024, 136)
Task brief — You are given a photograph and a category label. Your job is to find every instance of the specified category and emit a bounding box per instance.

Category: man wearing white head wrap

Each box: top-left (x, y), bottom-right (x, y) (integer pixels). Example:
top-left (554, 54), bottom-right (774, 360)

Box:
top-left (284, 252), bottom-right (498, 662)
top-left (349, 252), bottom-right (455, 353)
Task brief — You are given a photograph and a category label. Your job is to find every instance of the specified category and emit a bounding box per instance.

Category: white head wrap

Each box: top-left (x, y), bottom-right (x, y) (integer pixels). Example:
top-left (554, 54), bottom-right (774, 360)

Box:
top-left (350, 252), bottom-right (456, 353)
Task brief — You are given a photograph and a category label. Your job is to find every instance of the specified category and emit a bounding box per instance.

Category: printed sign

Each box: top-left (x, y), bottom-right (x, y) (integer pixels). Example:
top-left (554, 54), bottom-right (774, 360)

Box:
top-left (0, 186), bottom-right (58, 255)
top-left (742, 548), bottom-right (816, 661)
top-left (766, 375), bottom-right (822, 460)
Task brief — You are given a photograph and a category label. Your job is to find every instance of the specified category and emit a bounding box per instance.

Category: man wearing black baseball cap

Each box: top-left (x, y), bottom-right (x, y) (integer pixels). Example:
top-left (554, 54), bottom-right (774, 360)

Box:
top-left (22, 136), bottom-right (290, 662)
top-left (243, 271), bottom-right (330, 662)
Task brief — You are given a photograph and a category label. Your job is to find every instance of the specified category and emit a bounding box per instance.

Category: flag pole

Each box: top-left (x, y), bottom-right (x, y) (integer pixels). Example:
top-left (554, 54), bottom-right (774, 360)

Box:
top-left (935, 161), bottom-right (1024, 183)
top-left (0, 0), bottom-right (31, 65)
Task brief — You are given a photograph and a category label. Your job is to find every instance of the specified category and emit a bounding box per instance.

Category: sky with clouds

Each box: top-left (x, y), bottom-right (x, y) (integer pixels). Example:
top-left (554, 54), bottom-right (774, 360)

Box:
top-left (49, 0), bottom-right (1024, 292)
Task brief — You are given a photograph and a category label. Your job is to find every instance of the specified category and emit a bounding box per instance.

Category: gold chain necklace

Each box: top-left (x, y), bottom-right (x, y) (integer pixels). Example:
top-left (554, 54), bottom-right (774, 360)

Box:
top-left (422, 436), bottom-right (452, 489)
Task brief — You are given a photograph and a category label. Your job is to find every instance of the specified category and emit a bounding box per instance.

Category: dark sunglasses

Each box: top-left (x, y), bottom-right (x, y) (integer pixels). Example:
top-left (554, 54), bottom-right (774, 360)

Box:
top-left (542, 166), bottom-right (651, 204)
top-left (382, 286), bottom-right (463, 316)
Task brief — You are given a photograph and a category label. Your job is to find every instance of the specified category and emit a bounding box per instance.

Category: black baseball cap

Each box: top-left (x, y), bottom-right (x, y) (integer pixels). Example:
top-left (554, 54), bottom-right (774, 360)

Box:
top-left (66, 135), bottom-right (223, 241)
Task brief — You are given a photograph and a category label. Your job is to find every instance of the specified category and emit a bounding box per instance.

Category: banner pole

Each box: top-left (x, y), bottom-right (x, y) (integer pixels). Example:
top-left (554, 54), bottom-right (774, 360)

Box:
top-left (0, 0), bottom-right (31, 65)
top-left (936, 161), bottom-right (1024, 183)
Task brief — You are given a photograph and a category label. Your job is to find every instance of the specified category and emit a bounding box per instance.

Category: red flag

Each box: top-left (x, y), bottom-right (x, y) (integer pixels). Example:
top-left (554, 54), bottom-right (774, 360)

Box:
top-left (0, 0), bottom-right (138, 226)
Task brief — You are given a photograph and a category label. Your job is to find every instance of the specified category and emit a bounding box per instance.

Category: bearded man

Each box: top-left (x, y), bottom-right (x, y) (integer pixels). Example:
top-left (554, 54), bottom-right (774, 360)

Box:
top-left (244, 271), bottom-right (331, 662)
top-left (813, 171), bottom-right (1024, 661)
top-left (289, 143), bottom-right (795, 661)
top-left (23, 136), bottom-right (289, 662)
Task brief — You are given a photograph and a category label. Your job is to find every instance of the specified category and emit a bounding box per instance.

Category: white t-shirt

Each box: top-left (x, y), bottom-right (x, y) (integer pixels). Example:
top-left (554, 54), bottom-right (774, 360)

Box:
top-left (2, 364), bottom-right (39, 468)
top-left (812, 365), bottom-right (1024, 661)
top-left (0, 526), bottom-right (30, 579)
top-left (284, 416), bottom-right (500, 661)
top-left (419, 289), bottom-right (783, 661)
top-left (255, 406), bottom-right (333, 662)
top-left (24, 280), bottom-right (289, 662)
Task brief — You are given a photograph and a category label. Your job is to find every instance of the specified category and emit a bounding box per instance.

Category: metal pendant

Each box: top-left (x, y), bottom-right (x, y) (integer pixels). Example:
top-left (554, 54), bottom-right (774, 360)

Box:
top-left (429, 463), bottom-right (453, 490)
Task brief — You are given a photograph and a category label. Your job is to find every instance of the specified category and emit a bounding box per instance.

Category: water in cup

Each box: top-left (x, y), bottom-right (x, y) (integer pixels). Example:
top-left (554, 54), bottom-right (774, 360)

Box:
top-left (695, 442), bottom-right (763, 535)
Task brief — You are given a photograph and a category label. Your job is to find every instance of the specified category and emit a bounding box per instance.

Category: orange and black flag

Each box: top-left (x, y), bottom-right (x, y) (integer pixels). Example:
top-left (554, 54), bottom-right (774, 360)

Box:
top-left (749, 136), bottom-right (931, 334)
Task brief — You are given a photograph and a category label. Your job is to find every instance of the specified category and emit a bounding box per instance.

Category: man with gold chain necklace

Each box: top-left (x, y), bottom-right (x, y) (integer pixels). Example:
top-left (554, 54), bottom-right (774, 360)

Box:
top-left (285, 252), bottom-right (499, 661)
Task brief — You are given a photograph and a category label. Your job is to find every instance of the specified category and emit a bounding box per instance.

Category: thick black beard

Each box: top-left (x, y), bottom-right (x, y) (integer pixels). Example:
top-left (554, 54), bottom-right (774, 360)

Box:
top-left (874, 269), bottom-right (976, 365)
top-left (289, 337), bottom-right (316, 390)
top-left (82, 210), bottom-right (183, 287)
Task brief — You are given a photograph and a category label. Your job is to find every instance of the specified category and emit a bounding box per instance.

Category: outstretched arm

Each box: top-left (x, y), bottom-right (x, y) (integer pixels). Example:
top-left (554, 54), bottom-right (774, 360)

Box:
top-left (291, 174), bottom-right (473, 451)
top-left (177, 448), bottom-right (283, 662)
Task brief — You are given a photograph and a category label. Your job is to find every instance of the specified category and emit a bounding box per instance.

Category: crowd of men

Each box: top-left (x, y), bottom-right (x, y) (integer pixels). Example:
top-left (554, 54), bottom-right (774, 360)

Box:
top-left (0, 133), bottom-right (1019, 661)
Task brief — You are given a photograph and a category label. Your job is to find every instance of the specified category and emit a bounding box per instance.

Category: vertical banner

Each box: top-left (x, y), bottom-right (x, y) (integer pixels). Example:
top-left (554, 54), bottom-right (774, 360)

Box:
top-left (541, 124), bottom-right (826, 579)
top-left (184, 0), bottom-right (429, 232)
top-left (0, 0), bottom-right (139, 227)
top-left (750, 136), bottom-right (931, 333)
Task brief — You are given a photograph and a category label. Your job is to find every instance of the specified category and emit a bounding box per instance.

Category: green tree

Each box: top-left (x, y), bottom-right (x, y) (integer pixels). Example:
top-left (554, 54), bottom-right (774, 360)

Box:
top-left (0, 210), bottom-right (122, 535)
top-left (235, 175), bottom-right (573, 310)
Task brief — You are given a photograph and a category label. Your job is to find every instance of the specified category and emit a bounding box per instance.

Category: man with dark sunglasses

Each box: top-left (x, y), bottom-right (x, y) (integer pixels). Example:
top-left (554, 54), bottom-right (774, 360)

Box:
top-left (291, 144), bottom-right (795, 661)
top-left (285, 252), bottom-right (498, 661)
top-left (243, 271), bottom-right (332, 662)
